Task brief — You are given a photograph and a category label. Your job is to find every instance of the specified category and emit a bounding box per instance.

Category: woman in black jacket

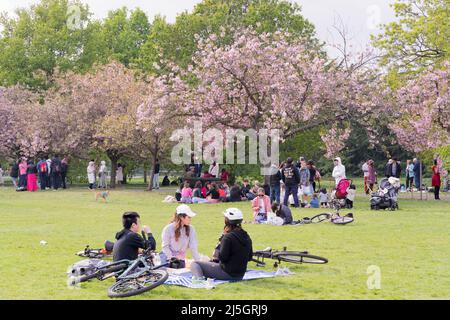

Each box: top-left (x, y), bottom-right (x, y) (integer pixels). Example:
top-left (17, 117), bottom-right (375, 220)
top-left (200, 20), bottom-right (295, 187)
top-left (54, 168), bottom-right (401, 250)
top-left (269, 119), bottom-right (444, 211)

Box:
top-left (190, 208), bottom-right (253, 280)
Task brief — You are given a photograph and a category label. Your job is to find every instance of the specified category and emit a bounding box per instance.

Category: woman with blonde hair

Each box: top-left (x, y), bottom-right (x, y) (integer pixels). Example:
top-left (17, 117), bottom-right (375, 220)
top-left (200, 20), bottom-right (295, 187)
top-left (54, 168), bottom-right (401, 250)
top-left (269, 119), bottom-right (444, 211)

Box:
top-left (161, 205), bottom-right (201, 269)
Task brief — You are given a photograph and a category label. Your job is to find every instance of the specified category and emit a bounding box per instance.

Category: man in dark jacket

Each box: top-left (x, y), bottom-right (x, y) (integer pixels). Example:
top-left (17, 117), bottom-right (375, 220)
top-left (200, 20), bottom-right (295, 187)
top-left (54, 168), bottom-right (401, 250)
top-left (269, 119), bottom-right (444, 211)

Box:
top-left (386, 158), bottom-right (402, 178)
top-left (282, 158), bottom-right (300, 208)
top-left (113, 212), bottom-right (156, 262)
top-left (37, 158), bottom-right (48, 190)
top-left (269, 164), bottom-right (282, 204)
top-left (51, 155), bottom-right (62, 190)
top-left (9, 161), bottom-right (19, 189)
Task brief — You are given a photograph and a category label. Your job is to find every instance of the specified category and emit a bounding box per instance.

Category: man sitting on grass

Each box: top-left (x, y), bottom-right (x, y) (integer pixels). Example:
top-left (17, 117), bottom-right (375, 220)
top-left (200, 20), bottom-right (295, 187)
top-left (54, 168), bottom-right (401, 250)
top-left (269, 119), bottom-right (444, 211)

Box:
top-left (113, 212), bottom-right (156, 262)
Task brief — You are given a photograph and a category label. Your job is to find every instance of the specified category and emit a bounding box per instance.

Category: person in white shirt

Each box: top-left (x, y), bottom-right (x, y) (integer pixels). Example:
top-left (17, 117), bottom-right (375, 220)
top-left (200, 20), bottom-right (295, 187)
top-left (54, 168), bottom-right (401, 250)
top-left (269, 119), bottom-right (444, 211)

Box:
top-left (362, 160), bottom-right (369, 194)
top-left (208, 161), bottom-right (219, 178)
top-left (332, 157), bottom-right (346, 186)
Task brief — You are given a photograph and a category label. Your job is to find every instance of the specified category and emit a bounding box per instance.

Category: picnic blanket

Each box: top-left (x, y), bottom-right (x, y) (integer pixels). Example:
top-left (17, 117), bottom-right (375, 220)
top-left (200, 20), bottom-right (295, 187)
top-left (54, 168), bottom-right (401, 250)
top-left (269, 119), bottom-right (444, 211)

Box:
top-left (164, 268), bottom-right (294, 289)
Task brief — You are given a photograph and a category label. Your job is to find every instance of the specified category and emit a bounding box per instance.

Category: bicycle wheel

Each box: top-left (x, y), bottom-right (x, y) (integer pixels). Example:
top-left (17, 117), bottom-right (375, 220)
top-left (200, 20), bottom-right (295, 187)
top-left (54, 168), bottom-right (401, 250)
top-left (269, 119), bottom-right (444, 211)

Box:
top-left (108, 270), bottom-right (169, 298)
top-left (77, 263), bottom-right (128, 284)
top-left (310, 213), bottom-right (331, 223)
top-left (275, 251), bottom-right (328, 264)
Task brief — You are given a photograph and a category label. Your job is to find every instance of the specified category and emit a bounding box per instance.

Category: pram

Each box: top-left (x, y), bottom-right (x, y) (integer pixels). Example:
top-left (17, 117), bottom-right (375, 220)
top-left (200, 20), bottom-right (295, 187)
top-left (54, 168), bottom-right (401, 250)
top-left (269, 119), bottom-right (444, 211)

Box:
top-left (330, 179), bottom-right (354, 213)
top-left (370, 177), bottom-right (400, 211)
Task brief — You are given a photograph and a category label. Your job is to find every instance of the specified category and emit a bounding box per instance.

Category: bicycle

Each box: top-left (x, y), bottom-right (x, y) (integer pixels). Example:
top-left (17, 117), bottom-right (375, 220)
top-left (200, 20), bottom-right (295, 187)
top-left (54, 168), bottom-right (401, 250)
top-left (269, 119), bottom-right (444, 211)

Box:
top-left (71, 235), bottom-right (170, 298)
top-left (252, 247), bottom-right (328, 268)
top-left (76, 243), bottom-right (113, 259)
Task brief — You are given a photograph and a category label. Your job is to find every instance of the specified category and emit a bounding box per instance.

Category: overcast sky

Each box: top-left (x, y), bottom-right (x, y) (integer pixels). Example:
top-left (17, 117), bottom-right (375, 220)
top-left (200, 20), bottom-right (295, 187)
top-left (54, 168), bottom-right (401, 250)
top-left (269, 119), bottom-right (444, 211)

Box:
top-left (0, 0), bottom-right (397, 56)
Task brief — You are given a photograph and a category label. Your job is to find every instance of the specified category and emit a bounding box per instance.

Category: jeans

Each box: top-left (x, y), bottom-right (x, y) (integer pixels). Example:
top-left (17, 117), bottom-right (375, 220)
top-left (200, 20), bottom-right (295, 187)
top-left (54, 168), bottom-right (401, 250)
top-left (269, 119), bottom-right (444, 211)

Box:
top-left (153, 173), bottom-right (160, 189)
top-left (190, 261), bottom-right (242, 281)
top-left (39, 173), bottom-right (47, 190)
top-left (414, 176), bottom-right (421, 189)
top-left (18, 174), bottom-right (27, 189)
top-left (11, 177), bottom-right (18, 189)
top-left (284, 185), bottom-right (299, 207)
top-left (270, 185), bottom-right (281, 204)
top-left (434, 186), bottom-right (440, 200)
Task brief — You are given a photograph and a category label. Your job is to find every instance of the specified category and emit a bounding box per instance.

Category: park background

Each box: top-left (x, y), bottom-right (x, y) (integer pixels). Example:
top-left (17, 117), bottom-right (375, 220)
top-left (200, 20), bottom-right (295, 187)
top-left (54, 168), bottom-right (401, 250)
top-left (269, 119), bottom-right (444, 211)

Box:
top-left (0, 0), bottom-right (449, 300)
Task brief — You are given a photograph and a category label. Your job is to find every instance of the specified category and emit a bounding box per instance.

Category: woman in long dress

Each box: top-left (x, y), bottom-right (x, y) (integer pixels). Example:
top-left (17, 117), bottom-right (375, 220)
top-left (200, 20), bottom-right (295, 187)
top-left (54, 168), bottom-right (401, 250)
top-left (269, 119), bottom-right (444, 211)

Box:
top-left (116, 164), bottom-right (124, 185)
top-left (26, 161), bottom-right (38, 192)
top-left (87, 160), bottom-right (96, 189)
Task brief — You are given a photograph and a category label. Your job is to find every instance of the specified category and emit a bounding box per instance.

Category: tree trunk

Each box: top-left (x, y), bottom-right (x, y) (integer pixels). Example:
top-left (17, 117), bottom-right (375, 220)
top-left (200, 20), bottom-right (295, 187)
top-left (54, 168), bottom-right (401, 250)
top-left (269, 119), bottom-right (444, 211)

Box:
top-left (144, 168), bottom-right (148, 184)
top-left (148, 155), bottom-right (157, 191)
top-left (107, 150), bottom-right (120, 189)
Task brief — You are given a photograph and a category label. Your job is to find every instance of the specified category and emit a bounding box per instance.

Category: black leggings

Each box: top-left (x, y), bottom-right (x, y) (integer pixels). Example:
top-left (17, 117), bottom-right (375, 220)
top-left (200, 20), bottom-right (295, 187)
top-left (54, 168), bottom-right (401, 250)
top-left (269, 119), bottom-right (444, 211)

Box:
top-left (434, 186), bottom-right (440, 200)
top-left (190, 261), bottom-right (242, 281)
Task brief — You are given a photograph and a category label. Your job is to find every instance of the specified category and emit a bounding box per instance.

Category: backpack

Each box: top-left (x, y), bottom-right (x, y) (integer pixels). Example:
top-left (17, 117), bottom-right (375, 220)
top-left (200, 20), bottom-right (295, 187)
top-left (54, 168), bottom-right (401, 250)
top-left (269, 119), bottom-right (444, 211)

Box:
top-left (40, 162), bottom-right (47, 173)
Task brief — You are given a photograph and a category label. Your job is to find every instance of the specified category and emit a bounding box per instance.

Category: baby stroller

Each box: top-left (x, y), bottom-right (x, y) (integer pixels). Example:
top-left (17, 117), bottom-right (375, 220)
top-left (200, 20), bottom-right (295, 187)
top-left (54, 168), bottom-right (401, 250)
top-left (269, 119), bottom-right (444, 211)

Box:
top-left (370, 177), bottom-right (400, 211)
top-left (330, 179), bottom-right (354, 213)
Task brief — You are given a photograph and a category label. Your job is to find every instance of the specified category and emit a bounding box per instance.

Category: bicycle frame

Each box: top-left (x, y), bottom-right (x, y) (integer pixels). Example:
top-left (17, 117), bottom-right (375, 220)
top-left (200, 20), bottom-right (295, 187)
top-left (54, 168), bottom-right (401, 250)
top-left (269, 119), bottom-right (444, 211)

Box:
top-left (117, 254), bottom-right (168, 281)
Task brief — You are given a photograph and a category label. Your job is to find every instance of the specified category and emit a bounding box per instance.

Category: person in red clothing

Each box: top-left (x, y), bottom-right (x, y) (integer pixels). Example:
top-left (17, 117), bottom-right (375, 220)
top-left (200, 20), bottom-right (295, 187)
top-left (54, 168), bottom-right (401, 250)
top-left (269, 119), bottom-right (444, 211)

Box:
top-left (431, 160), bottom-right (441, 200)
top-left (221, 168), bottom-right (230, 183)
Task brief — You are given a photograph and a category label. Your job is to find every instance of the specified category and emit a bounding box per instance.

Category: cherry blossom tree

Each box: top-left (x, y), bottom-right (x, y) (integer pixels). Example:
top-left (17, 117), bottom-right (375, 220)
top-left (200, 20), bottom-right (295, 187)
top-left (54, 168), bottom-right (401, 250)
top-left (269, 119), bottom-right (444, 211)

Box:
top-left (0, 86), bottom-right (46, 159)
top-left (389, 62), bottom-right (450, 153)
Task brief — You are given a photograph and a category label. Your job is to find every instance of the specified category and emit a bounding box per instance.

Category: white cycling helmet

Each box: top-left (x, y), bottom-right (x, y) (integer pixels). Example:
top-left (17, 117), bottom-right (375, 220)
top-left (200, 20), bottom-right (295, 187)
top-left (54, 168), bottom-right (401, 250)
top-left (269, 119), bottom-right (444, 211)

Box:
top-left (223, 208), bottom-right (244, 224)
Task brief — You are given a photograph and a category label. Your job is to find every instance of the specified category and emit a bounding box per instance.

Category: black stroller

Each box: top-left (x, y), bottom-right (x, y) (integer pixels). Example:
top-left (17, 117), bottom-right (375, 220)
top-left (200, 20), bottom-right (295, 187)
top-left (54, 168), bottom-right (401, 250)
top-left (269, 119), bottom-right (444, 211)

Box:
top-left (370, 177), bottom-right (400, 211)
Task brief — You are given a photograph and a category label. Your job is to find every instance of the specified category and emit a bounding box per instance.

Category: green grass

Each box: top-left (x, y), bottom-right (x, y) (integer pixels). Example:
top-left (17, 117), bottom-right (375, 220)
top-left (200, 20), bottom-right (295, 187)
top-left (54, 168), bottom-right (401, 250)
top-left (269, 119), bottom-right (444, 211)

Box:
top-left (0, 185), bottom-right (449, 300)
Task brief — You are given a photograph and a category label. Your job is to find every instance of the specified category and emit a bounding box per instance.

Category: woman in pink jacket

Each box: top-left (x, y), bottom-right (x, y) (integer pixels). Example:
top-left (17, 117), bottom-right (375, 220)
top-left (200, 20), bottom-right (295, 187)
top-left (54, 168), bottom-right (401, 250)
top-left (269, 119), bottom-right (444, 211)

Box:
top-left (18, 158), bottom-right (28, 190)
top-left (251, 188), bottom-right (272, 223)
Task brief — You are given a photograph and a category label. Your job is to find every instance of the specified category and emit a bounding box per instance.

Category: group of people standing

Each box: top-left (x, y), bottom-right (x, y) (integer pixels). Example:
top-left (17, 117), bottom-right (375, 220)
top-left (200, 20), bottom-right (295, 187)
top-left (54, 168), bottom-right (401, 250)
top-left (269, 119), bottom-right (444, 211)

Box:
top-left (6, 156), bottom-right (68, 191)
top-left (362, 157), bottom-right (444, 200)
top-left (87, 160), bottom-right (123, 189)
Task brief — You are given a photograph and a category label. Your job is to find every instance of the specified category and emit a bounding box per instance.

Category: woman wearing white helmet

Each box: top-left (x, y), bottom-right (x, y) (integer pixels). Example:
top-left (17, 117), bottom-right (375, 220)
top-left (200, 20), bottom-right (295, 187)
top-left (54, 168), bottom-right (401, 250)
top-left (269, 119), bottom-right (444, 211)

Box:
top-left (161, 204), bottom-right (201, 269)
top-left (190, 208), bottom-right (253, 281)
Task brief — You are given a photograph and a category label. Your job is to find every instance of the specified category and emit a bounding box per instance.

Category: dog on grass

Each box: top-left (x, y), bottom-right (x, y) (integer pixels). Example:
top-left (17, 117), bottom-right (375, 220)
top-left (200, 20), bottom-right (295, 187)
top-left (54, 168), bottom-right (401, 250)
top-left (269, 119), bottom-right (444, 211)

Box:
top-left (95, 190), bottom-right (110, 203)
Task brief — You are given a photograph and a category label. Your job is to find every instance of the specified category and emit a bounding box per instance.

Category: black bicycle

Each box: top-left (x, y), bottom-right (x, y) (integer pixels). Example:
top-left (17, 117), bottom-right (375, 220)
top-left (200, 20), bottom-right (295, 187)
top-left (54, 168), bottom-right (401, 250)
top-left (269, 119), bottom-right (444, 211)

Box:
top-left (76, 244), bottom-right (113, 259)
top-left (252, 247), bottom-right (328, 268)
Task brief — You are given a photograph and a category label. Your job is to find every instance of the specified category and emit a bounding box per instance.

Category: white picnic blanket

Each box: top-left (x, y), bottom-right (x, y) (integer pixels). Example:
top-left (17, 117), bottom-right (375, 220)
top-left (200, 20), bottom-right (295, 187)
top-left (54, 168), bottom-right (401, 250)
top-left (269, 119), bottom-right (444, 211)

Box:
top-left (164, 269), bottom-right (294, 289)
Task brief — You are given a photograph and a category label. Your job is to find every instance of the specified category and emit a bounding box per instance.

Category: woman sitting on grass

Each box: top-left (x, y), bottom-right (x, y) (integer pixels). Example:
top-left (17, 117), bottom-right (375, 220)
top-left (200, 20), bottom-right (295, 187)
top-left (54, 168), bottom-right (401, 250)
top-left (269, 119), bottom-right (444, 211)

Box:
top-left (206, 183), bottom-right (221, 204)
top-left (192, 181), bottom-right (209, 204)
top-left (190, 208), bottom-right (253, 281)
top-left (251, 188), bottom-right (272, 223)
top-left (181, 181), bottom-right (193, 204)
top-left (161, 205), bottom-right (201, 269)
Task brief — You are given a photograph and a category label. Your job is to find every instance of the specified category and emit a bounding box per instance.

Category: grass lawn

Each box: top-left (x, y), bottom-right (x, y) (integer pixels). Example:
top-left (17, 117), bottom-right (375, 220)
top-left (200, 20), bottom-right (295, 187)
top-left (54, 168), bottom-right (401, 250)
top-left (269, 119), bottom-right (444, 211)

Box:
top-left (0, 185), bottom-right (449, 300)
